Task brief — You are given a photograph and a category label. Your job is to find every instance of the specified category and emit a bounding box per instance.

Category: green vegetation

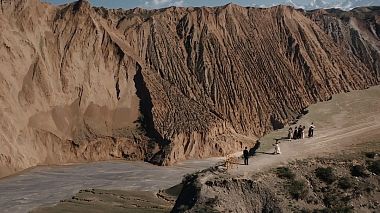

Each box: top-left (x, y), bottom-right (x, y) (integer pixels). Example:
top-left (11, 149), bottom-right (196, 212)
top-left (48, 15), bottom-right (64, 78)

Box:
top-left (276, 167), bottom-right (295, 179)
top-left (337, 177), bottom-right (353, 190)
top-left (315, 167), bottom-right (336, 184)
top-left (288, 180), bottom-right (308, 200)
top-left (365, 152), bottom-right (377, 159)
top-left (351, 165), bottom-right (368, 177)
top-left (314, 207), bottom-right (353, 213)
top-left (368, 160), bottom-right (380, 175)
top-left (323, 193), bottom-right (339, 208)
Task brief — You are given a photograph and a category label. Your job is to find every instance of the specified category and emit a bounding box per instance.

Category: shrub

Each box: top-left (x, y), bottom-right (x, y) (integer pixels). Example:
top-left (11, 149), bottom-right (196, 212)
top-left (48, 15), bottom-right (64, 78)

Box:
top-left (337, 177), bottom-right (353, 190)
top-left (276, 167), bottom-right (295, 179)
top-left (368, 160), bottom-right (380, 175)
top-left (323, 193), bottom-right (338, 208)
top-left (364, 185), bottom-right (374, 193)
top-left (315, 167), bottom-right (336, 184)
top-left (314, 207), bottom-right (353, 213)
top-left (365, 152), bottom-right (377, 159)
top-left (288, 180), bottom-right (308, 200)
top-left (351, 165), bottom-right (368, 177)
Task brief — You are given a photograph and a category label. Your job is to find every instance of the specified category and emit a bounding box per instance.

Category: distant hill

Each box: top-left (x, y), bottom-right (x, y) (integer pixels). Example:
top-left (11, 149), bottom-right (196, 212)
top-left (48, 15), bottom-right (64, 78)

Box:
top-left (253, 0), bottom-right (378, 10)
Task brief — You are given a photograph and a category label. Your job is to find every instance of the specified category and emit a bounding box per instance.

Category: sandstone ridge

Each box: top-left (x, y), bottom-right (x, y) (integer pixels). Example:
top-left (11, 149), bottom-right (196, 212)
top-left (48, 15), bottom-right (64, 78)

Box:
top-left (0, 0), bottom-right (378, 177)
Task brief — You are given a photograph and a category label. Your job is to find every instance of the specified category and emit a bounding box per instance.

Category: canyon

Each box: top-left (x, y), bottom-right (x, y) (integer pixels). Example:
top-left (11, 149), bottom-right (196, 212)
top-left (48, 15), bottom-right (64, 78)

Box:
top-left (0, 0), bottom-right (378, 178)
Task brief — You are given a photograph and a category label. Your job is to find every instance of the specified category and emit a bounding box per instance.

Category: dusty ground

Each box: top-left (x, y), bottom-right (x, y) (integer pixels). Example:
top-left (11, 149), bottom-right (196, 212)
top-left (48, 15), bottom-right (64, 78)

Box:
top-left (0, 158), bottom-right (220, 213)
top-left (250, 143), bottom-right (380, 212)
top-left (172, 142), bottom-right (380, 212)
top-left (231, 86), bottom-right (380, 176)
top-left (1, 86), bottom-right (380, 213)
top-left (32, 189), bottom-right (173, 213)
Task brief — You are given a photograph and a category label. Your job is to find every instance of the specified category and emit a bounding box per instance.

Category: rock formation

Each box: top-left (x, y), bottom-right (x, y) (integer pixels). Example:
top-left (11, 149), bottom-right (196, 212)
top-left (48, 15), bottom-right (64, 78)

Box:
top-left (172, 150), bottom-right (380, 212)
top-left (307, 7), bottom-right (380, 77)
top-left (172, 168), bottom-right (282, 212)
top-left (0, 0), bottom-right (378, 177)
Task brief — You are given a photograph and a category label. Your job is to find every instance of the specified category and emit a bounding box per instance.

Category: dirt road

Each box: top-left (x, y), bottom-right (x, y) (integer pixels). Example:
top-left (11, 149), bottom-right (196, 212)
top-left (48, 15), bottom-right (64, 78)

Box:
top-left (1, 86), bottom-right (379, 212)
top-left (232, 86), bottom-right (380, 176)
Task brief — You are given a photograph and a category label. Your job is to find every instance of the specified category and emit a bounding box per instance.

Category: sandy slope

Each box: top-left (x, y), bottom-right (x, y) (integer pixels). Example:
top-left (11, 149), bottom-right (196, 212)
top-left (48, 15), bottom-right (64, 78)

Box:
top-left (1, 1), bottom-right (379, 178)
top-left (0, 86), bottom-right (379, 213)
top-left (231, 85), bottom-right (380, 175)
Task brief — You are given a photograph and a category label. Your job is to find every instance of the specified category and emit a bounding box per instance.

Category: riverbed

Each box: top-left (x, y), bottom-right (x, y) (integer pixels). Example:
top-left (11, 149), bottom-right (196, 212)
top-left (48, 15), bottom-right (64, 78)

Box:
top-left (0, 158), bottom-right (221, 213)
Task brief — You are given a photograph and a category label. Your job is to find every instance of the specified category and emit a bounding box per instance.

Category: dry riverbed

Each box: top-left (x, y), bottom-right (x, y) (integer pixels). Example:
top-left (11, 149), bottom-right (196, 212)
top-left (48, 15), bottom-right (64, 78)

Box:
top-left (1, 86), bottom-right (380, 213)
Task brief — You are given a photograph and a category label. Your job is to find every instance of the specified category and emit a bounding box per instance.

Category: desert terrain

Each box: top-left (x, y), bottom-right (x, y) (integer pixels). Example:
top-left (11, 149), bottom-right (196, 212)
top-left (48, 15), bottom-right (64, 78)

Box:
top-left (0, 85), bottom-right (376, 213)
top-left (0, 0), bottom-right (379, 178)
top-left (0, 0), bottom-right (379, 212)
top-left (172, 86), bottom-right (380, 212)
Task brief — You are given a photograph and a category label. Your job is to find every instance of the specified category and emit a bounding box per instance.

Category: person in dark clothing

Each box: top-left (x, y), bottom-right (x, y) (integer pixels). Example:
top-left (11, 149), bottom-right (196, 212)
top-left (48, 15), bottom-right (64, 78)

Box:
top-left (308, 122), bottom-right (315, 137)
top-left (243, 147), bottom-right (249, 165)
top-left (249, 140), bottom-right (261, 156)
top-left (293, 127), bottom-right (298, 140)
top-left (298, 125), bottom-right (303, 139)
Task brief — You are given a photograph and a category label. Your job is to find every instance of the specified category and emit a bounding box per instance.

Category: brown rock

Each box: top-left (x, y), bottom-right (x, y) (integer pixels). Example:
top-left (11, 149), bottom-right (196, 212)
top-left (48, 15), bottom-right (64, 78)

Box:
top-left (0, 0), bottom-right (378, 177)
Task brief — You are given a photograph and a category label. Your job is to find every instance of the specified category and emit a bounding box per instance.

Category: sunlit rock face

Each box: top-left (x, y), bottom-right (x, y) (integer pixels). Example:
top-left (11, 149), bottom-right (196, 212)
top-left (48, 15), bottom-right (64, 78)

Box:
top-left (0, 0), bottom-right (378, 177)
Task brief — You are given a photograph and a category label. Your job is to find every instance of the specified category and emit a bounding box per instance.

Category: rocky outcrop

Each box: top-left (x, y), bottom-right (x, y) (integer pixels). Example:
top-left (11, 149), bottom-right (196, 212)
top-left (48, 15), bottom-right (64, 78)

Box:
top-left (172, 150), bottom-right (380, 212)
top-left (172, 167), bottom-right (282, 213)
top-left (306, 7), bottom-right (380, 79)
top-left (0, 0), bottom-right (379, 177)
top-left (0, 0), bottom-right (151, 176)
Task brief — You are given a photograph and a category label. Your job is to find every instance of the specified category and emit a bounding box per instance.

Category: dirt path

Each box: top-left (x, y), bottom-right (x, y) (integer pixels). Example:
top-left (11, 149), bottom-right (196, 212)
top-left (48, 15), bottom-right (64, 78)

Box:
top-left (231, 86), bottom-right (380, 176)
top-left (0, 87), bottom-right (379, 213)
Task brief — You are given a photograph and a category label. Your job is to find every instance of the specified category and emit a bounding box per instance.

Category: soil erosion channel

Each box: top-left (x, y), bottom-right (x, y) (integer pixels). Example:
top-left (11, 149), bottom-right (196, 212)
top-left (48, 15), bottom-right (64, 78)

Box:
top-left (0, 86), bottom-right (379, 213)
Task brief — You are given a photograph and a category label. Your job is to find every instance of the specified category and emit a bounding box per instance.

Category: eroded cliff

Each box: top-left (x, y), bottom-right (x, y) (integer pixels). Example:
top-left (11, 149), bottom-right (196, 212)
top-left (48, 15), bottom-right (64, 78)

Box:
top-left (0, 0), bottom-right (378, 177)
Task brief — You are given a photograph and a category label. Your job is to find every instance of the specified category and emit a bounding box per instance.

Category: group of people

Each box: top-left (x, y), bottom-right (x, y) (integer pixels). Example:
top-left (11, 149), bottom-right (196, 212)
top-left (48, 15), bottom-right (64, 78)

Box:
top-left (288, 122), bottom-right (315, 141)
top-left (242, 122), bottom-right (316, 165)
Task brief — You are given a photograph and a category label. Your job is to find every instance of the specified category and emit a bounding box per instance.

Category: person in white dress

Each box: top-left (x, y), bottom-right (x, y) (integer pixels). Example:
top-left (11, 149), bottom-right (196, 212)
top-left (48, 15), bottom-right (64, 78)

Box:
top-left (273, 141), bottom-right (281, 155)
top-left (301, 126), bottom-right (305, 139)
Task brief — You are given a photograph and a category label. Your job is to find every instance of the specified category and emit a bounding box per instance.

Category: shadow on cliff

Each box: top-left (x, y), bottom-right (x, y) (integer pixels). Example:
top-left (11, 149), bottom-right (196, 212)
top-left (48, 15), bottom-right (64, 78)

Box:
top-left (133, 63), bottom-right (171, 164)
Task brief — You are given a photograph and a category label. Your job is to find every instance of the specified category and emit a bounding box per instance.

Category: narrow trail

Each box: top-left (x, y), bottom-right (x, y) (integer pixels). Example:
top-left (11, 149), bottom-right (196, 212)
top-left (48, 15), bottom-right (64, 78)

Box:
top-left (231, 122), bottom-right (380, 176)
top-left (230, 86), bottom-right (380, 176)
top-left (0, 87), bottom-right (379, 213)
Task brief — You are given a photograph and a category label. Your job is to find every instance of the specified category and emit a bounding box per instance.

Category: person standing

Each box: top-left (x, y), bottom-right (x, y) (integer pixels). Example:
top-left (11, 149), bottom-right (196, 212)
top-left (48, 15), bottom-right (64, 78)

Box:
top-left (297, 125), bottom-right (303, 139)
top-left (273, 141), bottom-right (281, 155)
top-left (308, 122), bottom-right (315, 137)
top-left (301, 126), bottom-right (306, 139)
top-left (288, 127), bottom-right (293, 141)
top-left (243, 147), bottom-right (249, 165)
top-left (293, 127), bottom-right (298, 140)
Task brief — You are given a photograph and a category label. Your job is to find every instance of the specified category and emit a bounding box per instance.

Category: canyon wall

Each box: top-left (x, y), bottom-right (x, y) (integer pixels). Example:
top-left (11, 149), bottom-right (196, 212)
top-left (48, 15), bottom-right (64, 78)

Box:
top-left (0, 0), bottom-right (378, 177)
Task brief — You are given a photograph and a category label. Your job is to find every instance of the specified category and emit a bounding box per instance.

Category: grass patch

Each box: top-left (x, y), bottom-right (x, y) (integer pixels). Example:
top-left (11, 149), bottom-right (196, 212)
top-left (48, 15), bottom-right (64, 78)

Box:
top-left (288, 180), bottom-right (308, 200)
top-left (351, 165), bottom-right (368, 177)
top-left (368, 160), bottom-right (380, 175)
top-left (337, 177), bottom-right (353, 190)
top-left (315, 167), bottom-right (336, 184)
top-left (276, 167), bottom-right (295, 180)
top-left (323, 193), bottom-right (339, 208)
